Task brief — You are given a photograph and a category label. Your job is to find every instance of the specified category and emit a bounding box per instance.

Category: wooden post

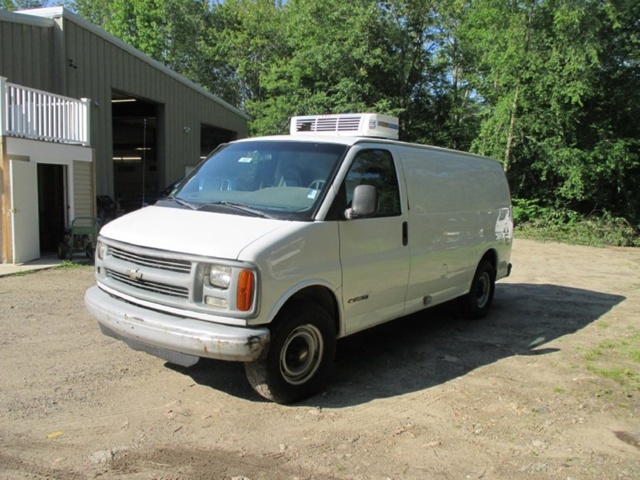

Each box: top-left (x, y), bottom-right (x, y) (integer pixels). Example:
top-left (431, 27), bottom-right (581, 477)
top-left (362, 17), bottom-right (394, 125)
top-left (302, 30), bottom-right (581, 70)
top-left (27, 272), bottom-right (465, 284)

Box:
top-left (0, 135), bottom-right (13, 263)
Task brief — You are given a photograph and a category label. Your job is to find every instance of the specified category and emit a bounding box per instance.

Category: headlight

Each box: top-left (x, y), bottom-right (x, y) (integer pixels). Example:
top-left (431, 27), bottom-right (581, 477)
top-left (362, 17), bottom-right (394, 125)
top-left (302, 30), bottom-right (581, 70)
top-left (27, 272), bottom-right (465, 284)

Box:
top-left (204, 265), bottom-right (257, 313)
top-left (97, 241), bottom-right (108, 260)
top-left (209, 265), bottom-right (232, 289)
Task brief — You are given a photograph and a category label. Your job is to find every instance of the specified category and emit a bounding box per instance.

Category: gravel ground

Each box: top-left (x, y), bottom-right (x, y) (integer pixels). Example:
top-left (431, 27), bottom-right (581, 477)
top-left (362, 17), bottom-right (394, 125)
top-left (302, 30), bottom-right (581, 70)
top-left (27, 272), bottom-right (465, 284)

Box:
top-left (0, 238), bottom-right (639, 479)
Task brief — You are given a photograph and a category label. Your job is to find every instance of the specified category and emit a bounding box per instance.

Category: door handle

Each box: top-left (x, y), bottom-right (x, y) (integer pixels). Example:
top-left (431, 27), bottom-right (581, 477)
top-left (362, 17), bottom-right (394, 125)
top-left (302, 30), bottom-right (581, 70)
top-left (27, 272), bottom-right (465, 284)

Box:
top-left (402, 221), bottom-right (408, 246)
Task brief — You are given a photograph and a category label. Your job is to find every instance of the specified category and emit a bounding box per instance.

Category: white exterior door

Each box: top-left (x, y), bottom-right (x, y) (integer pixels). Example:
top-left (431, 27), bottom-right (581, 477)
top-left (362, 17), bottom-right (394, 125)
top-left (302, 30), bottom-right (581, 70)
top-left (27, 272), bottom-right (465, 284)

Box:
top-left (10, 160), bottom-right (40, 264)
top-left (336, 148), bottom-right (410, 334)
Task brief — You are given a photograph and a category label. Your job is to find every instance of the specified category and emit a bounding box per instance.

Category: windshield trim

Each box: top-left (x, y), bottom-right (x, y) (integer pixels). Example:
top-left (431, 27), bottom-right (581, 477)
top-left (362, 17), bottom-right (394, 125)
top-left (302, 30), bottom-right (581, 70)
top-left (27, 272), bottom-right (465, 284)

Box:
top-left (171, 140), bottom-right (349, 221)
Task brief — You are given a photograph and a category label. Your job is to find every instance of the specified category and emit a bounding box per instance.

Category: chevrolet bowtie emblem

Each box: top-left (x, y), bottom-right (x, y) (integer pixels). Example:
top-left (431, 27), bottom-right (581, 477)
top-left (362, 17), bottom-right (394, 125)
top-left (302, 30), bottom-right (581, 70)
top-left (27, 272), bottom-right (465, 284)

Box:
top-left (126, 269), bottom-right (143, 280)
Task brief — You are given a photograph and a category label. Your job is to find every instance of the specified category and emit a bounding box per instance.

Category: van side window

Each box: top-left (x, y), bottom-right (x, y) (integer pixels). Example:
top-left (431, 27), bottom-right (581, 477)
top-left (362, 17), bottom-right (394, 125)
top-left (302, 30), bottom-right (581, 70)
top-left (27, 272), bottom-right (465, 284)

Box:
top-left (344, 149), bottom-right (401, 217)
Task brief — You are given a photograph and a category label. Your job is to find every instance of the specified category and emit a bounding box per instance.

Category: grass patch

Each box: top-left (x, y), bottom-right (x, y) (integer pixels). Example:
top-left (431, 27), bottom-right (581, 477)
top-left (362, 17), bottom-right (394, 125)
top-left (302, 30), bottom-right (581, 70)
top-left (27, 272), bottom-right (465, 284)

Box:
top-left (513, 199), bottom-right (640, 247)
top-left (583, 349), bottom-right (603, 362)
top-left (587, 365), bottom-right (638, 386)
top-left (56, 260), bottom-right (92, 269)
top-left (628, 348), bottom-right (640, 363)
top-left (599, 339), bottom-right (618, 349)
top-left (583, 328), bottom-right (640, 394)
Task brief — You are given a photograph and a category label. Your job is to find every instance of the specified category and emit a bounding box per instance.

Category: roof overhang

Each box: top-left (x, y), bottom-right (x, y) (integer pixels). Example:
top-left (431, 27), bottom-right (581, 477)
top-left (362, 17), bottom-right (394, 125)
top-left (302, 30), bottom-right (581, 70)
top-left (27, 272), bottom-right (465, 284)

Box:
top-left (0, 8), bottom-right (54, 27)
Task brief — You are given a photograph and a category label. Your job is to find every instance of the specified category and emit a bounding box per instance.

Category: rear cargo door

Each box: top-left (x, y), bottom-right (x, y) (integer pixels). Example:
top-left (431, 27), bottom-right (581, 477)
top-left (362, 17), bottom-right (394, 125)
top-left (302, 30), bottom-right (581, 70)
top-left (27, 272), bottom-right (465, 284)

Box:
top-left (336, 148), bottom-right (410, 334)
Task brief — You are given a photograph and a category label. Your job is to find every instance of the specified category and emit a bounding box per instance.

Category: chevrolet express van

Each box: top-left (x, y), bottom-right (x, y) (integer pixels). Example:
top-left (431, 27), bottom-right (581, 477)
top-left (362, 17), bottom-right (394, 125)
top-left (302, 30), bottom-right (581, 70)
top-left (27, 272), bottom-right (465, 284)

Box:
top-left (85, 113), bottom-right (513, 403)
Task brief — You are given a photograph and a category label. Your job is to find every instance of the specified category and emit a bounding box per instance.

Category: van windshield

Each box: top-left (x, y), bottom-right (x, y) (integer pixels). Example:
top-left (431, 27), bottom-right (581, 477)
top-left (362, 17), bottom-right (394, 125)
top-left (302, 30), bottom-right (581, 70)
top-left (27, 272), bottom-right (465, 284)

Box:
top-left (170, 140), bottom-right (347, 220)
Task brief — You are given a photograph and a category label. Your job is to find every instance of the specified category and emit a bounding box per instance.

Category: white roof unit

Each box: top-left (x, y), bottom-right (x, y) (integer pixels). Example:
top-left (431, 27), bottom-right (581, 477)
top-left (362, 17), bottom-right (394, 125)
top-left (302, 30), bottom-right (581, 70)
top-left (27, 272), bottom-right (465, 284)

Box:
top-left (290, 113), bottom-right (399, 140)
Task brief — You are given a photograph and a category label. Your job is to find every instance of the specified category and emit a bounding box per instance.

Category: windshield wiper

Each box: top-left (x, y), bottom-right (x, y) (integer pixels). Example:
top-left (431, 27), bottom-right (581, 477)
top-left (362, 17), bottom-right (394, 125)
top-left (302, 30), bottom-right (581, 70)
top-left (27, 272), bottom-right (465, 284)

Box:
top-left (196, 201), bottom-right (274, 219)
top-left (169, 196), bottom-right (197, 210)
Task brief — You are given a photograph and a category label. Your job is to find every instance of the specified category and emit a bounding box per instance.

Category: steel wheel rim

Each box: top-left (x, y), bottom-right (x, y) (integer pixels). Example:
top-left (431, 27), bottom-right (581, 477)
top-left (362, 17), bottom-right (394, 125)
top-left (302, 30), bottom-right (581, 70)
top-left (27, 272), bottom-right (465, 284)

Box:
top-left (280, 324), bottom-right (324, 385)
top-left (476, 272), bottom-right (491, 309)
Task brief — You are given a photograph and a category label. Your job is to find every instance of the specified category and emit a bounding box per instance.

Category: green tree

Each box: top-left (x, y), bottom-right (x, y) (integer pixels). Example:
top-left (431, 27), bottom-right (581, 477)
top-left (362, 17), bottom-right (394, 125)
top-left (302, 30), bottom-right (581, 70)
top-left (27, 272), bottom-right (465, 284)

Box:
top-left (461, 0), bottom-right (639, 223)
top-left (74, 0), bottom-right (173, 62)
top-left (205, 0), bottom-right (287, 112)
top-left (1, 0), bottom-right (50, 11)
top-left (576, 0), bottom-right (640, 222)
top-left (72, 0), bottom-right (242, 102)
top-left (250, 0), bottom-right (389, 135)
top-left (391, 0), bottom-right (480, 148)
top-left (375, 0), bottom-right (444, 143)
top-left (218, 0), bottom-right (473, 140)
top-left (69, 0), bottom-right (639, 224)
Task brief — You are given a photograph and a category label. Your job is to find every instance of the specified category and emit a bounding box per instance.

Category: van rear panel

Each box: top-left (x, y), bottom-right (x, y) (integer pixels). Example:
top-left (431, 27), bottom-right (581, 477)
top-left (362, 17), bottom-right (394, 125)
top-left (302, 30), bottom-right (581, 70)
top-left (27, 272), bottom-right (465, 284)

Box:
top-left (397, 145), bottom-right (512, 312)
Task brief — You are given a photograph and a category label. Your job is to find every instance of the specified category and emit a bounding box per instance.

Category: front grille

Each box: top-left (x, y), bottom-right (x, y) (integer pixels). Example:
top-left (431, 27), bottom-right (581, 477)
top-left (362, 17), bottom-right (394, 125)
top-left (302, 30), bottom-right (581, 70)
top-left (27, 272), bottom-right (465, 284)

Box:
top-left (110, 246), bottom-right (192, 273)
top-left (106, 269), bottom-right (189, 298)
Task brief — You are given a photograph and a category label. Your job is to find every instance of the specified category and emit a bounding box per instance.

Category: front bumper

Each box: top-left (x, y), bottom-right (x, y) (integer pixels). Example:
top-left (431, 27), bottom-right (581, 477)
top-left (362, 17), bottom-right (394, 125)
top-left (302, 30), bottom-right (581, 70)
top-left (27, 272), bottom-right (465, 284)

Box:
top-left (85, 286), bottom-right (270, 366)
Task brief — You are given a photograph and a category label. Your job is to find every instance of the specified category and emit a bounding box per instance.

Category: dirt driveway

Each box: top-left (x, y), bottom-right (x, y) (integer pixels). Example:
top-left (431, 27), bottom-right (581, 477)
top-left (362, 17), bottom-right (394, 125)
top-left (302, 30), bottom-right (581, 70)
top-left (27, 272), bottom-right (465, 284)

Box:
top-left (1, 239), bottom-right (639, 479)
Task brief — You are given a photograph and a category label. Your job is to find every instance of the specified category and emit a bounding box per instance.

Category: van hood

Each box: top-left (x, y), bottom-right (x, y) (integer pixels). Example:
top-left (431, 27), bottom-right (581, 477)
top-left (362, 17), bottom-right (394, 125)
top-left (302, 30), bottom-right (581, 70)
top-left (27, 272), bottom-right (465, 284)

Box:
top-left (99, 205), bottom-right (286, 260)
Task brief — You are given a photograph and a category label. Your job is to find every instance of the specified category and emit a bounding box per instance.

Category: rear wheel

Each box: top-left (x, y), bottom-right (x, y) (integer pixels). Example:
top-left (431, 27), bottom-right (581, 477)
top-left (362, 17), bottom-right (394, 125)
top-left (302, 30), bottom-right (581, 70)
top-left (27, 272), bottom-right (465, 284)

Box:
top-left (245, 302), bottom-right (336, 403)
top-left (459, 259), bottom-right (496, 319)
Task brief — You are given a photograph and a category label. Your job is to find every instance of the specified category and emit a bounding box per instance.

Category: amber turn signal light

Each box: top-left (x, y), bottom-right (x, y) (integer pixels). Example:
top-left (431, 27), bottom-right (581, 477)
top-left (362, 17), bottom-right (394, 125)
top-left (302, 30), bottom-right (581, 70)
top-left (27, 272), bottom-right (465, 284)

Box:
top-left (237, 270), bottom-right (255, 311)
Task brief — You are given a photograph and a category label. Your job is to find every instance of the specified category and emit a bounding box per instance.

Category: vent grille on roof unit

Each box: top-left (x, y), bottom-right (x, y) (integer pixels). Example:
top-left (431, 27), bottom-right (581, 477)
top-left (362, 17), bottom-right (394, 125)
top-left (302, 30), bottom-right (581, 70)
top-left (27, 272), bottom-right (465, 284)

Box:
top-left (290, 113), bottom-right (399, 140)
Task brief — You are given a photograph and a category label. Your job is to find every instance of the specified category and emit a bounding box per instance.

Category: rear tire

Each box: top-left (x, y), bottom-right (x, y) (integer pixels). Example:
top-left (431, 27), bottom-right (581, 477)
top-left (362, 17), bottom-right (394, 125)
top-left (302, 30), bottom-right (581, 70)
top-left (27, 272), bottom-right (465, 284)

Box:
top-left (459, 259), bottom-right (496, 319)
top-left (245, 302), bottom-right (336, 404)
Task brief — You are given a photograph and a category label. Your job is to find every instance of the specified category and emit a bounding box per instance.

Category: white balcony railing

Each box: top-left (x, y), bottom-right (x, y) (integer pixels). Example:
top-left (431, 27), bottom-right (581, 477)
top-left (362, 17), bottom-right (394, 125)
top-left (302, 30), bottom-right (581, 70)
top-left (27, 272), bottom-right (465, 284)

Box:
top-left (0, 77), bottom-right (90, 146)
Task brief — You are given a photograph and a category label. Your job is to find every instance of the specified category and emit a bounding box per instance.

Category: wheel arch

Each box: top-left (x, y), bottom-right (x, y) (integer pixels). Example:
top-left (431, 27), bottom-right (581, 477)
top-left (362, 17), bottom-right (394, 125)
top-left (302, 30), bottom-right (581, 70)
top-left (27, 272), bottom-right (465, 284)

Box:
top-left (459, 247), bottom-right (499, 319)
top-left (268, 283), bottom-right (341, 336)
top-left (480, 247), bottom-right (498, 271)
top-left (465, 247), bottom-right (498, 293)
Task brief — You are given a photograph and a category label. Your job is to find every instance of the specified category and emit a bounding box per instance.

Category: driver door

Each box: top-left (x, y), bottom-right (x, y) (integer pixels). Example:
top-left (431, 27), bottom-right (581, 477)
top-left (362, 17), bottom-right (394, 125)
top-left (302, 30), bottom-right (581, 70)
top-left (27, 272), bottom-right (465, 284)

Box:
top-left (336, 148), bottom-right (410, 334)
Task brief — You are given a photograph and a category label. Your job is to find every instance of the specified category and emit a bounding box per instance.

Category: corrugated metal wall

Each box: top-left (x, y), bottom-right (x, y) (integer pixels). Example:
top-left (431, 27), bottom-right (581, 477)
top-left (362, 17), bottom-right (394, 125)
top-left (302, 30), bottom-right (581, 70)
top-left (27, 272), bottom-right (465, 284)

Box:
top-left (1, 9), bottom-right (249, 199)
top-left (0, 15), bottom-right (55, 93)
top-left (61, 18), bottom-right (249, 197)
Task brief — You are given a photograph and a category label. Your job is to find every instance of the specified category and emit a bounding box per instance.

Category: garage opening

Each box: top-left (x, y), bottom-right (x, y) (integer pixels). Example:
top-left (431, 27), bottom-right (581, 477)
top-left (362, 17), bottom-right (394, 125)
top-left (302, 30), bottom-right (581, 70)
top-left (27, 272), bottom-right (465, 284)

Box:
top-left (112, 92), bottom-right (160, 213)
top-left (201, 123), bottom-right (237, 160)
top-left (37, 163), bottom-right (66, 254)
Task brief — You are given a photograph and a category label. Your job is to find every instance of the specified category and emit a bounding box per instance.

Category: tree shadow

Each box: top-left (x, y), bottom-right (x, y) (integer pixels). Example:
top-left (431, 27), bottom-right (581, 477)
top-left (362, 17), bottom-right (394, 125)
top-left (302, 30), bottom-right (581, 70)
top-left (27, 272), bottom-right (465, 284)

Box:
top-left (175, 283), bottom-right (625, 406)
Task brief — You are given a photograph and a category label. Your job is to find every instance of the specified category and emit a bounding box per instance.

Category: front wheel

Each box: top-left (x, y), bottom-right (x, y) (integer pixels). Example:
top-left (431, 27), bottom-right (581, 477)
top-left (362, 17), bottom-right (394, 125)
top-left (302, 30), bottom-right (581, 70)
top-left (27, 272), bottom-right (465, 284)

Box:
top-left (459, 259), bottom-right (496, 319)
top-left (245, 302), bottom-right (336, 404)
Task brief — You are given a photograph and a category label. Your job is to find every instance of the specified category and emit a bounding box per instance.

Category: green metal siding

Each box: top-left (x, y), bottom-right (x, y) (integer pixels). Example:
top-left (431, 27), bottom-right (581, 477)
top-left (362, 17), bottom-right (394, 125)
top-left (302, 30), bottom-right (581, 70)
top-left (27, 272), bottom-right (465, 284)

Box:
top-left (1, 9), bottom-right (249, 198)
top-left (60, 19), bottom-right (248, 196)
top-left (0, 18), bottom-right (54, 92)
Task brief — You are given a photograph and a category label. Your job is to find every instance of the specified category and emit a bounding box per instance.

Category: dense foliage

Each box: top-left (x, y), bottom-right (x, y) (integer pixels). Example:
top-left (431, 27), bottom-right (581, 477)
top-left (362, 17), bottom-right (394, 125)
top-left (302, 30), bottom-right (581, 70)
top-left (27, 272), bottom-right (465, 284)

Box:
top-left (3, 0), bottom-right (638, 242)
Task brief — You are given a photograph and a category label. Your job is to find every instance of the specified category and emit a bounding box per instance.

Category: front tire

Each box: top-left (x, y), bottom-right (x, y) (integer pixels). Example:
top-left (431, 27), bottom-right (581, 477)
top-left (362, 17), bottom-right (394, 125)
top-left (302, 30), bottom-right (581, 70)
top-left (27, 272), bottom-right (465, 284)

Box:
top-left (459, 259), bottom-right (496, 319)
top-left (245, 302), bottom-right (336, 404)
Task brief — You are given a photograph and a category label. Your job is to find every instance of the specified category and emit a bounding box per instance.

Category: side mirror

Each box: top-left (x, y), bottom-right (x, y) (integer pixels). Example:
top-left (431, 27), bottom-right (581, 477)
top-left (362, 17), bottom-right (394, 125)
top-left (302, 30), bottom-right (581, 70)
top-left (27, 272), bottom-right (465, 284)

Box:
top-left (345, 184), bottom-right (378, 219)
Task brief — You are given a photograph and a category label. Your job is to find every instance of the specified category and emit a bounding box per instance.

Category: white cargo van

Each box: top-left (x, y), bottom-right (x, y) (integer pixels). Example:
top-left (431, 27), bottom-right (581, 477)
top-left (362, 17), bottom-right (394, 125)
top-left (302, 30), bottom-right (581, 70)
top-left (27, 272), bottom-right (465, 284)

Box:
top-left (85, 113), bottom-right (513, 403)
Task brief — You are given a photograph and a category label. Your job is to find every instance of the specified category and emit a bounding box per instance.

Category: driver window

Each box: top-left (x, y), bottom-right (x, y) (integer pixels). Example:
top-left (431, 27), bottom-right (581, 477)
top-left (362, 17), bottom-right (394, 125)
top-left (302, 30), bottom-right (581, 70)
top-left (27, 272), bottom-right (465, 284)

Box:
top-left (344, 149), bottom-right (401, 217)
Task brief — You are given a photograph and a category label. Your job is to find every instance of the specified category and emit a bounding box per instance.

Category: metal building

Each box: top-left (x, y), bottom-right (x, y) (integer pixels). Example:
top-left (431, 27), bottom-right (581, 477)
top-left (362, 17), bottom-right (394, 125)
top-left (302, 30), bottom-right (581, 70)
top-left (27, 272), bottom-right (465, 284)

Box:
top-left (0, 7), bottom-right (249, 264)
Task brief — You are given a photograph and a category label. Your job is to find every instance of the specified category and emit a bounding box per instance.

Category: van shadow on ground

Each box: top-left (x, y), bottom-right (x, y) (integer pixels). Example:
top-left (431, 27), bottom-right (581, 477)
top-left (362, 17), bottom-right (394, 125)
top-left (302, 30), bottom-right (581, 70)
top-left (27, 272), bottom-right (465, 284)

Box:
top-left (177, 283), bottom-right (625, 407)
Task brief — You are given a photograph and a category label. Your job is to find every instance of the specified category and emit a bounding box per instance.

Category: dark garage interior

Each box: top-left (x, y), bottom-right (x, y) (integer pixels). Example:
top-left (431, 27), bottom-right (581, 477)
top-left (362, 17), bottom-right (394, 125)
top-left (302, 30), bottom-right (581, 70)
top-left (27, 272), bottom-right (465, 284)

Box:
top-left (111, 92), bottom-right (239, 213)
